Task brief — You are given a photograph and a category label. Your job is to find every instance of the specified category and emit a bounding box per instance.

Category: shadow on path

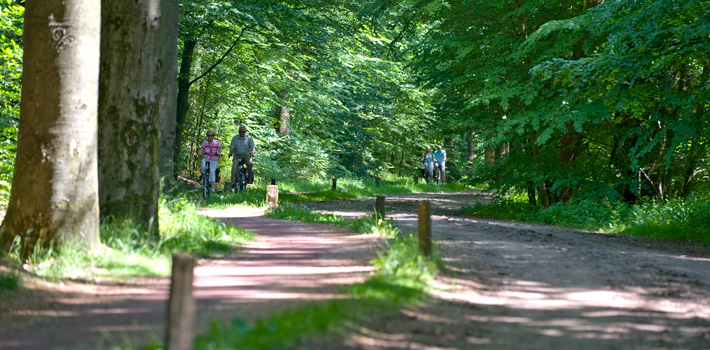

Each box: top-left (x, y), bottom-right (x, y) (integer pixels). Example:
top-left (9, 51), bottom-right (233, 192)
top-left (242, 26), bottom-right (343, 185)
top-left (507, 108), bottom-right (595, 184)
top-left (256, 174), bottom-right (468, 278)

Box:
top-left (0, 211), bottom-right (380, 350)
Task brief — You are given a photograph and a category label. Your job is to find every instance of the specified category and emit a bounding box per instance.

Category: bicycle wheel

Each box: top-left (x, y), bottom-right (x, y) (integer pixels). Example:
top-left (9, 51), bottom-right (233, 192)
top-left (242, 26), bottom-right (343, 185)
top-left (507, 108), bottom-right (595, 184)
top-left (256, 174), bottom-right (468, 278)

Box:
top-left (236, 167), bottom-right (243, 194)
top-left (203, 163), bottom-right (210, 199)
top-left (241, 167), bottom-right (247, 190)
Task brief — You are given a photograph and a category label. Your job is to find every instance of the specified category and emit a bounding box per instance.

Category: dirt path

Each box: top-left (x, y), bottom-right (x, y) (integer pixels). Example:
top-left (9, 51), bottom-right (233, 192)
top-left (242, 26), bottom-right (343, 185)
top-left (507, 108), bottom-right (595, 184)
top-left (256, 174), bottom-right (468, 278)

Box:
top-left (0, 210), bottom-right (381, 350)
top-left (299, 190), bottom-right (710, 350)
top-left (3, 190), bottom-right (710, 350)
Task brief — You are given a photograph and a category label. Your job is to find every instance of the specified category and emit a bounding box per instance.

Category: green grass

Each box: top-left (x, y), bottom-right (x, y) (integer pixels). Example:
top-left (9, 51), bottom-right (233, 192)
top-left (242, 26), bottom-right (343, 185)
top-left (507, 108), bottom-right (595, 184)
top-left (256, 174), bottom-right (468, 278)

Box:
top-left (6, 195), bottom-right (255, 280)
top-left (463, 191), bottom-right (710, 246)
top-left (189, 221), bottom-right (437, 350)
top-left (266, 204), bottom-right (399, 236)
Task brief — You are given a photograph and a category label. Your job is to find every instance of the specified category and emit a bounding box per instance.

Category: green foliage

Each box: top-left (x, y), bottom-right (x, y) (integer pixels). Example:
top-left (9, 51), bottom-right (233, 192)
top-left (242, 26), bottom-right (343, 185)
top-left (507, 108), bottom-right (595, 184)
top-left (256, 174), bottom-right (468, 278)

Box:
top-left (0, 0), bottom-right (22, 204)
top-left (370, 0), bottom-right (710, 203)
top-left (618, 193), bottom-right (710, 245)
top-left (175, 0), bottom-right (437, 183)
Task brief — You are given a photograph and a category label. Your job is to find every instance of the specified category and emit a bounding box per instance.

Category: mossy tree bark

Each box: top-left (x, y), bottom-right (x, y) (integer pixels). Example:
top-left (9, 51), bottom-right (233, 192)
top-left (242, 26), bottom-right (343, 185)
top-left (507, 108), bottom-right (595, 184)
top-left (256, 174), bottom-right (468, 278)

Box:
top-left (98, 0), bottom-right (176, 234)
top-left (1, 0), bottom-right (101, 256)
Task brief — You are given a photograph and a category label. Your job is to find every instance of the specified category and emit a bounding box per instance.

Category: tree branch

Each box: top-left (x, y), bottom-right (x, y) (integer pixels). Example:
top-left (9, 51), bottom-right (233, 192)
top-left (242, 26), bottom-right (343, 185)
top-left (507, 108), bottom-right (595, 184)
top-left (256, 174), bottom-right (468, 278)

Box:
top-left (189, 26), bottom-right (252, 86)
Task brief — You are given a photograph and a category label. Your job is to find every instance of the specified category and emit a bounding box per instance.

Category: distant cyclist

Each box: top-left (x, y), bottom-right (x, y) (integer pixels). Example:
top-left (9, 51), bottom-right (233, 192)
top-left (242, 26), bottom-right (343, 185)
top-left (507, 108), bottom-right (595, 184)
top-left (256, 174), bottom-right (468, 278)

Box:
top-left (196, 129), bottom-right (221, 192)
top-left (421, 145), bottom-right (434, 182)
top-left (228, 125), bottom-right (256, 185)
top-left (433, 145), bottom-right (447, 184)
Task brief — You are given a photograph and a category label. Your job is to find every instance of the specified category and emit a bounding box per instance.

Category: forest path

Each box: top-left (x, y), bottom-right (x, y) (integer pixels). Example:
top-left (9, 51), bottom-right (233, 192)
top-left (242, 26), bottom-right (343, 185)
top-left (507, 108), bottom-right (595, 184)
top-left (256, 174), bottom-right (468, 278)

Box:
top-left (0, 209), bottom-right (382, 350)
top-left (3, 190), bottom-right (710, 350)
top-left (298, 190), bottom-right (710, 350)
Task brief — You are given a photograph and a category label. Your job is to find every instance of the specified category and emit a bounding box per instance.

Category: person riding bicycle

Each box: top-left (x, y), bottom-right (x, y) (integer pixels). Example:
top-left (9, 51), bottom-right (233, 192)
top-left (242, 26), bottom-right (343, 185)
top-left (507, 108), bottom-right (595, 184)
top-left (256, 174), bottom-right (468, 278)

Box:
top-left (433, 145), bottom-right (447, 184)
top-left (196, 129), bottom-right (221, 191)
top-left (421, 145), bottom-right (435, 182)
top-left (228, 125), bottom-right (256, 186)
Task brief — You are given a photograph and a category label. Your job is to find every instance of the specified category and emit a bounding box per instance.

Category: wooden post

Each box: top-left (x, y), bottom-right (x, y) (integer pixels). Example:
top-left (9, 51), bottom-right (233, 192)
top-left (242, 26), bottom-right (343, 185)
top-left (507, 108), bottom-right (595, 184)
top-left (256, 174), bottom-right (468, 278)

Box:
top-left (166, 254), bottom-right (196, 350)
top-left (332, 178), bottom-right (337, 191)
top-left (414, 174), bottom-right (419, 184)
top-left (418, 201), bottom-right (432, 257)
top-left (375, 196), bottom-right (385, 219)
top-left (267, 185), bottom-right (279, 208)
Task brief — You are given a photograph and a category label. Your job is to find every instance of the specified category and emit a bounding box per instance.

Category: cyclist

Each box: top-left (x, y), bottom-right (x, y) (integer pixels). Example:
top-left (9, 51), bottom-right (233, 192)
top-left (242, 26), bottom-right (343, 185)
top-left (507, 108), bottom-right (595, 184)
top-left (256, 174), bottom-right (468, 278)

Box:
top-left (433, 145), bottom-right (447, 184)
top-left (228, 125), bottom-right (256, 186)
top-left (421, 145), bottom-right (435, 183)
top-left (196, 129), bottom-right (221, 192)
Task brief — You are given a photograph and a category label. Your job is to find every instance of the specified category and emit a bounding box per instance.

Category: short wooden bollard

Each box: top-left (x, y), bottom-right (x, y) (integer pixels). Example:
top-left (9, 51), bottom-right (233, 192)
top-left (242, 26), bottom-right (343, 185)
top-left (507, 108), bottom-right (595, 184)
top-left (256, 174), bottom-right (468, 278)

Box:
top-left (332, 178), bottom-right (337, 191)
top-left (166, 254), bottom-right (196, 350)
top-left (418, 201), bottom-right (432, 257)
top-left (375, 196), bottom-right (385, 219)
top-left (267, 185), bottom-right (279, 208)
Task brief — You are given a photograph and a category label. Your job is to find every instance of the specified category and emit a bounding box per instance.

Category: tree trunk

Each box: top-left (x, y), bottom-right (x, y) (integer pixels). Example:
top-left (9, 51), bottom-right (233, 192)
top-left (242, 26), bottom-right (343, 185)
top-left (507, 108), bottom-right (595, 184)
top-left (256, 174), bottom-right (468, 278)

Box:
top-left (173, 39), bottom-right (197, 177)
top-left (98, 0), bottom-right (170, 234)
top-left (276, 89), bottom-right (290, 135)
top-left (465, 132), bottom-right (475, 174)
top-left (530, 135), bottom-right (549, 208)
top-left (559, 124), bottom-right (582, 203)
top-left (444, 136), bottom-right (455, 181)
top-left (484, 135), bottom-right (494, 163)
top-left (555, 0), bottom-right (601, 204)
top-left (158, 0), bottom-right (179, 191)
top-left (1, 0), bottom-right (100, 255)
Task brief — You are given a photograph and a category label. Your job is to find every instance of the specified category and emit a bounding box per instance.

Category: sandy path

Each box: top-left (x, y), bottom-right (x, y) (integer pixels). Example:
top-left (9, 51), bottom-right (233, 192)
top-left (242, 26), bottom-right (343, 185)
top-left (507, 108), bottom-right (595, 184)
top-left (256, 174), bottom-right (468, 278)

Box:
top-left (300, 190), bottom-right (710, 350)
top-left (0, 209), bottom-right (380, 350)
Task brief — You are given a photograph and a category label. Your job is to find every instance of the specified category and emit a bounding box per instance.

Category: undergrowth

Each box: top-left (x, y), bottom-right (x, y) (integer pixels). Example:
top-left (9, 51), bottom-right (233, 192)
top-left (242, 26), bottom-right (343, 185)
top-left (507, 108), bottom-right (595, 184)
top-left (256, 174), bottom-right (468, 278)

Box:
top-left (6, 196), bottom-right (255, 280)
top-left (463, 191), bottom-right (710, 246)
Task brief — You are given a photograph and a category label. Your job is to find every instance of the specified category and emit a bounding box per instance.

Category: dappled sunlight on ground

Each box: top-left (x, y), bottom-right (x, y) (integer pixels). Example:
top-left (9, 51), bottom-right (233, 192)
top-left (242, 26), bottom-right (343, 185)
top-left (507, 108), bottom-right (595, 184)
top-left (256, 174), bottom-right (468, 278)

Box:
top-left (299, 191), bottom-right (710, 350)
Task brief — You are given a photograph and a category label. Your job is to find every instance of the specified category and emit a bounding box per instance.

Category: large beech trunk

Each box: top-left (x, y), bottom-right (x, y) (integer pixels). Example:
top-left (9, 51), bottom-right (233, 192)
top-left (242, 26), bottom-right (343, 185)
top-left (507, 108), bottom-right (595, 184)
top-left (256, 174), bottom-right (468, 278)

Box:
top-left (98, 0), bottom-right (175, 233)
top-left (1, 0), bottom-right (101, 255)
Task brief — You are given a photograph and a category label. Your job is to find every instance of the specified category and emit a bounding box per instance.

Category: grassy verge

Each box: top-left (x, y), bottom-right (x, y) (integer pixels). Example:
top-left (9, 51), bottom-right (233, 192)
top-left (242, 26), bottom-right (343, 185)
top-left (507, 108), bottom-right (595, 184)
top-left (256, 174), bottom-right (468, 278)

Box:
top-left (4, 196), bottom-right (255, 281)
top-left (266, 204), bottom-right (398, 236)
top-left (463, 191), bottom-right (710, 246)
top-left (201, 176), bottom-right (471, 209)
top-left (187, 217), bottom-right (438, 350)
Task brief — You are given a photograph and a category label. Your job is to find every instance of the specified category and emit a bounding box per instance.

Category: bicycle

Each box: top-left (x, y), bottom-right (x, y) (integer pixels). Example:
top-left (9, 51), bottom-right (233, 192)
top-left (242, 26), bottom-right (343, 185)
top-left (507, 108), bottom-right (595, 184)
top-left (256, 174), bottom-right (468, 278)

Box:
top-left (231, 156), bottom-right (248, 193)
top-left (202, 160), bottom-right (211, 199)
top-left (433, 162), bottom-right (443, 185)
top-left (422, 161), bottom-right (434, 184)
